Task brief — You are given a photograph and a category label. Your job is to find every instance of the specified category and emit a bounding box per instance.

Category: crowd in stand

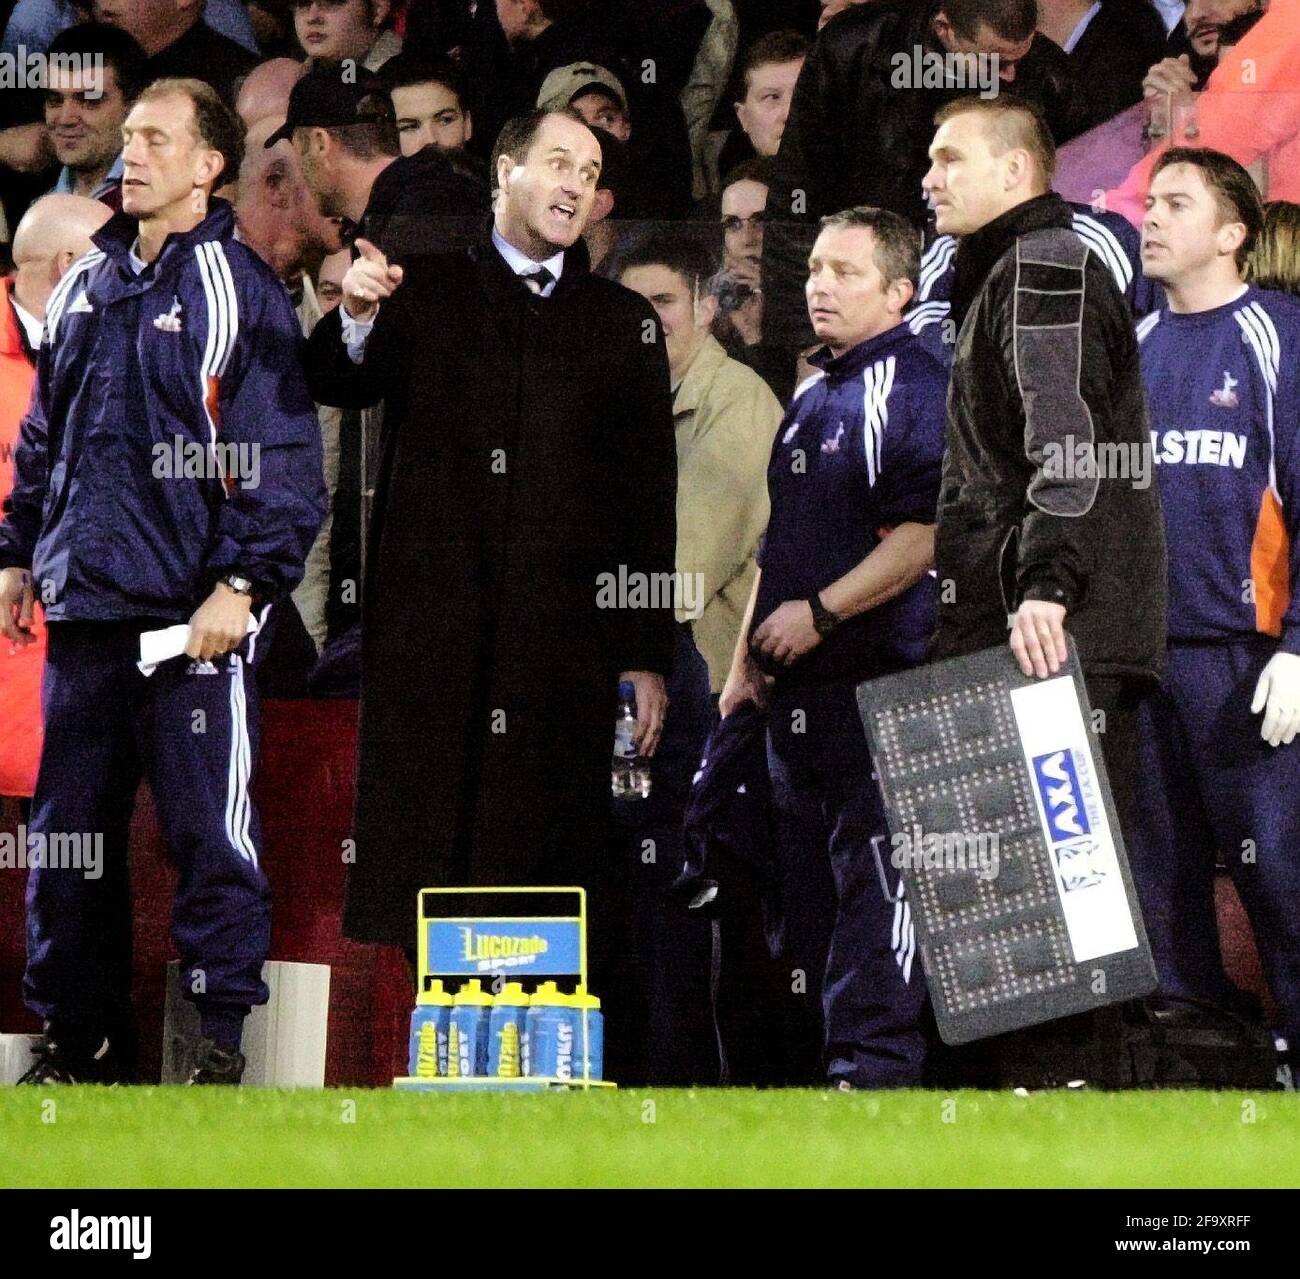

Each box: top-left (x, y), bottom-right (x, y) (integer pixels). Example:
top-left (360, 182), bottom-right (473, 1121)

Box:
top-left (0, 0), bottom-right (1298, 1087)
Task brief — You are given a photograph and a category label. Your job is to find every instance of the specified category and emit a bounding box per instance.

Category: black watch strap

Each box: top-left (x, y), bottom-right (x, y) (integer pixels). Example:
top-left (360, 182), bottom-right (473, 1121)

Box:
top-left (807, 593), bottom-right (840, 637)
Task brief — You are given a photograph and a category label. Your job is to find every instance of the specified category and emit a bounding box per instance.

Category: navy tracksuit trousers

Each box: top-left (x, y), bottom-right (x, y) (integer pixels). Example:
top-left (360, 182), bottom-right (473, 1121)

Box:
top-left (766, 679), bottom-right (927, 1087)
top-left (24, 620), bottom-right (272, 1042)
top-left (1130, 639), bottom-right (1300, 1045)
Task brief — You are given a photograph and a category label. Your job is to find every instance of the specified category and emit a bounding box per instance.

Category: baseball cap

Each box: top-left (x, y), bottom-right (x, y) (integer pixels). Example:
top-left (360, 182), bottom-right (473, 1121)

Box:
top-left (537, 61), bottom-right (628, 113)
top-left (265, 63), bottom-right (394, 147)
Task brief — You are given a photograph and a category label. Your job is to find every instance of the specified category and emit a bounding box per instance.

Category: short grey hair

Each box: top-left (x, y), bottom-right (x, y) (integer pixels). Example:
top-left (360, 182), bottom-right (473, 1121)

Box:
top-left (817, 206), bottom-right (921, 290)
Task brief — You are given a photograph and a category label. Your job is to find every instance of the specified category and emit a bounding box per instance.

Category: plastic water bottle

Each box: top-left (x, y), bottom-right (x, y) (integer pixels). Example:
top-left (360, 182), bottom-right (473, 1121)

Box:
top-left (525, 982), bottom-right (573, 1079)
top-left (571, 986), bottom-right (604, 1081)
top-left (447, 979), bottom-right (493, 1077)
top-left (407, 979), bottom-right (453, 1078)
top-left (612, 680), bottom-right (651, 799)
top-left (487, 982), bottom-right (528, 1078)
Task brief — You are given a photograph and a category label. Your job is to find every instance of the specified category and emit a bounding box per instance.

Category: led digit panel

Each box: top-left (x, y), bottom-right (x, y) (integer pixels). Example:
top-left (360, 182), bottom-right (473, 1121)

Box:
top-left (858, 642), bottom-right (1156, 1044)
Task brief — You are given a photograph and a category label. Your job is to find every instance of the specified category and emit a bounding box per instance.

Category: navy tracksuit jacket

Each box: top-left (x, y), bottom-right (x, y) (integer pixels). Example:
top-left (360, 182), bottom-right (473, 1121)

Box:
top-left (0, 200), bottom-right (326, 1039)
top-left (753, 323), bottom-right (947, 1086)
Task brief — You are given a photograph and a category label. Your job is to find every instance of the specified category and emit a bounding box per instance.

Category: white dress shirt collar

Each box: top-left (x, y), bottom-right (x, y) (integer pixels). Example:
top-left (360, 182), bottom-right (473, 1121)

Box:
top-left (491, 226), bottom-right (565, 296)
top-left (10, 295), bottom-right (43, 350)
top-left (1063, 1), bottom-right (1103, 53)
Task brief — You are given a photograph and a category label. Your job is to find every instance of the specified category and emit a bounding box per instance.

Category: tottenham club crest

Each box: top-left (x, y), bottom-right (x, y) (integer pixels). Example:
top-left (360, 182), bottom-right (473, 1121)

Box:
top-left (821, 422), bottom-right (846, 454)
top-left (1209, 370), bottom-right (1239, 409)
top-left (153, 296), bottom-right (183, 333)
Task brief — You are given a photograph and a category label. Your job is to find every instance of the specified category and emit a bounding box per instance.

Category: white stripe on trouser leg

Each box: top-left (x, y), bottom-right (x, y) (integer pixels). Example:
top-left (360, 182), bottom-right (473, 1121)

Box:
top-left (237, 666), bottom-right (256, 864)
top-left (234, 659), bottom-right (257, 868)
top-left (246, 602), bottom-right (272, 666)
top-left (891, 897), bottom-right (903, 952)
top-left (225, 658), bottom-right (257, 868)
top-left (224, 668), bottom-right (241, 859)
top-left (224, 661), bottom-right (247, 864)
top-left (895, 896), bottom-right (915, 983)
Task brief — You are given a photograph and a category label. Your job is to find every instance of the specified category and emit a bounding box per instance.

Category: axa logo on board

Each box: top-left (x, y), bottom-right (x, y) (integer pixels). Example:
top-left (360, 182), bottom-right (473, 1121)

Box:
top-left (1032, 749), bottom-right (1091, 845)
top-left (1032, 749), bottom-right (1111, 895)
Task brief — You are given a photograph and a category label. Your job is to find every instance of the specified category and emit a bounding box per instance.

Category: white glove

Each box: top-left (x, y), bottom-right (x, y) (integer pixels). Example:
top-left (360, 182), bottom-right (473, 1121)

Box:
top-left (1250, 651), bottom-right (1300, 747)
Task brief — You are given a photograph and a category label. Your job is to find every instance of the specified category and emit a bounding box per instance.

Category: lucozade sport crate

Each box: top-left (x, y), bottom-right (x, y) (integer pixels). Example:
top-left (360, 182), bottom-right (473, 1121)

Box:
top-left (393, 887), bottom-right (615, 1092)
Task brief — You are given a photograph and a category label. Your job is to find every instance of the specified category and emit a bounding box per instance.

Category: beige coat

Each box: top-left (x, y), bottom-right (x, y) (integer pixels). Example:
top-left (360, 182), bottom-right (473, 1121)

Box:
top-left (673, 335), bottom-right (783, 692)
top-left (291, 275), bottom-right (342, 652)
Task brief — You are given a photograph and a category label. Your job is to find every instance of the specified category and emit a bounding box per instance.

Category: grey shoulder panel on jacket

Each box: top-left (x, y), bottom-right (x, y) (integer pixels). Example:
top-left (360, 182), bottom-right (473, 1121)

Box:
top-left (1015, 225), bottom-right (1089, 269)
top-left (1013, 226), bottom-right (1130, 305)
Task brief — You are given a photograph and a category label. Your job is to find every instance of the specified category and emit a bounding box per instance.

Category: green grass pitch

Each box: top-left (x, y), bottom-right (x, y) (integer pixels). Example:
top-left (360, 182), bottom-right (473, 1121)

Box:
top-left (2, 1088), bottom-right (1299, 1188)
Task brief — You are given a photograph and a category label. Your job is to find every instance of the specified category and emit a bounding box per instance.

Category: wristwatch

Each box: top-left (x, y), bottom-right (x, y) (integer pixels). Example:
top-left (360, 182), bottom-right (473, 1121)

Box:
top-left (220, 574), bottom-right (255, 598)
top-left (807, 592), bottom-right (841, 638)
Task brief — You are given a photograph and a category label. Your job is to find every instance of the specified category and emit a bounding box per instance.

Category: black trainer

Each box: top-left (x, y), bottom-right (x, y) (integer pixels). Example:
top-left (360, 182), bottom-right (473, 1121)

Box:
top-left (187, 1040), bottom-right (246, 1086)
top-left (17, 1031), bottom-right (123, 1085)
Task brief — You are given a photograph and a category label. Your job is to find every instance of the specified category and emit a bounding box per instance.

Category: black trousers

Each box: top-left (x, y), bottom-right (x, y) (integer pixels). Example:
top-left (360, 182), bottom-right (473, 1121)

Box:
top-left (1084, 674), bottom-right (1147, 848)
top-left (925, 672), bottom-right (1152, 1088)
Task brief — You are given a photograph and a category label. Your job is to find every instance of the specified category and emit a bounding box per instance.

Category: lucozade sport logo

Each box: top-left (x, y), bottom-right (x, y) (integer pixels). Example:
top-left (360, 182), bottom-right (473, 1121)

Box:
top-left (458, 927), bottom-right (549, 968)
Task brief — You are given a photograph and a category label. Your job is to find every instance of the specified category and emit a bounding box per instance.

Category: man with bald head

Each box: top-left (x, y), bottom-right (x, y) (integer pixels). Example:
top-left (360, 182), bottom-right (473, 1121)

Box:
top-left (1, 194), bottom-right (111, 804)
top-left (7, 195), bottom-right (113, 340)
top-left (236, 58), bottom-right (307, 130)
top-left (237, 115), bottom-right (343, 292)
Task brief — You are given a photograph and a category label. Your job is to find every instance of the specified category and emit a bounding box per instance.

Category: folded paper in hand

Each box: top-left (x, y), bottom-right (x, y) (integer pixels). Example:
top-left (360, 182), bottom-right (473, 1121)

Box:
top-left (137, 616), bottom-right (260, 677)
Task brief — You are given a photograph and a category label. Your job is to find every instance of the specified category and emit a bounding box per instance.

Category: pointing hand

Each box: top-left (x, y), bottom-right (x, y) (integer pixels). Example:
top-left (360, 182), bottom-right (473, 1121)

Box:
top-left (342, 238), bottom-right (404, 322)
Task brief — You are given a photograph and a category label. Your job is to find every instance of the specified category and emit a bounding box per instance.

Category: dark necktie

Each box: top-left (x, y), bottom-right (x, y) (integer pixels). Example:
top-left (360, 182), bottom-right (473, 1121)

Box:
top-left (521, 266), bottom-right (554, 296)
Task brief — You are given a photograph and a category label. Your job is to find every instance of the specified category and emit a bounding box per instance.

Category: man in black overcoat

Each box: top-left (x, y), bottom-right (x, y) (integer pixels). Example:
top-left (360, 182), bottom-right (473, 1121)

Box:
top-left (304, 110), bottom-right (678, 1052)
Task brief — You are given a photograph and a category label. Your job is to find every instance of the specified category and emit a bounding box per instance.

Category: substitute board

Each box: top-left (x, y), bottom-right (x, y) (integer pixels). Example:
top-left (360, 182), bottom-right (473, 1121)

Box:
top-left (857, 641), bottom-right (1156, 1044)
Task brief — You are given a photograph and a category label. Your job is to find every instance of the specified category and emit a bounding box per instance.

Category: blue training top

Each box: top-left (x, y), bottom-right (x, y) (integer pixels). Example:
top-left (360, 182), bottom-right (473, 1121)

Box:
top-left (754, 321), bottom-right (947, 684)
top-left (1138, 285), bottom-right (1300, 652)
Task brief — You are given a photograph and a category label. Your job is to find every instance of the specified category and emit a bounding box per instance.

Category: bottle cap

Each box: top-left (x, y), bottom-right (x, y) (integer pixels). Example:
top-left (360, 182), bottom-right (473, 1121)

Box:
top-left (494, 981), bottom-right (529, 1007)
top-left (416, 978), bottom-right (454, 1007)
top-left (452, 978), bottom-right (495, 1006)
top-left (529, 980), bottom-right (569, 1007)
top-left (618, 679), bottom-right (635, 700)
top-left (571, 986), bottom-right (601, 1011)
